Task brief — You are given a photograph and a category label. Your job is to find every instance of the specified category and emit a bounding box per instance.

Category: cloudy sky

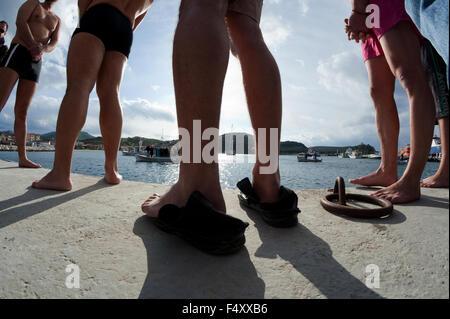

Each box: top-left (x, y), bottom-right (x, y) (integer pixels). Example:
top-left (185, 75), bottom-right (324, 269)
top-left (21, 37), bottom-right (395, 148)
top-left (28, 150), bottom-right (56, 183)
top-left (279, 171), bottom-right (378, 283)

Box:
top-left (1, 0), bottom-right (433, 150)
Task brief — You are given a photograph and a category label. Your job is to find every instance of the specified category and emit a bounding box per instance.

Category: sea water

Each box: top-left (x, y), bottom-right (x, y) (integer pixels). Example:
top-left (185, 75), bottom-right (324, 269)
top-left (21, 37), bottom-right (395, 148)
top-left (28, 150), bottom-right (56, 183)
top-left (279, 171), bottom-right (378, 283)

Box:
top-left (0, 151), bottom-right (440, 190)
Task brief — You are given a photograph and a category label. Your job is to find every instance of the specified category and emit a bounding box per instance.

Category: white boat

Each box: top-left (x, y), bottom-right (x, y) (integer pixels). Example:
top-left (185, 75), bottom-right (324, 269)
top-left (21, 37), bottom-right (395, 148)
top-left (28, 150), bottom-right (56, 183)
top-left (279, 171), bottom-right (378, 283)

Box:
top-left (135, 154), bottom-right (173, 163)
top-left (338, 148), bottom-right (353, 158)
top-left (429, 136), bottom-right (442, 162)
top-left (367, 153), bottom-right (382, 159)
top-left (297, 152), bottom-right (322, 163)
top-left (349, 151), bottom-right (363, 159)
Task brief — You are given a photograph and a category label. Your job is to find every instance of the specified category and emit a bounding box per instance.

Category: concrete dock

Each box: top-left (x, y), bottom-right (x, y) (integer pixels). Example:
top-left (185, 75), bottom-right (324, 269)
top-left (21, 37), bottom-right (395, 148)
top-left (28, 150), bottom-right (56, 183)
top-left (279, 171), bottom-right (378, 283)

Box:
top-left (0, 159), bottom-right (448, 299)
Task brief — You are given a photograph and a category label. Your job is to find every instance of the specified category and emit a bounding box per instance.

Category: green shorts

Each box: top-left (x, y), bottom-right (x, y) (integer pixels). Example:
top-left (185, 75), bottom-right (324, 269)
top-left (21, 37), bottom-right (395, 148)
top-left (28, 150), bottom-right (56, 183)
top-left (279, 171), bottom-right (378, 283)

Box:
top-left (421, 38), bottom-right (449, 119)
top-left (228, 0), bottom-right (263, 23)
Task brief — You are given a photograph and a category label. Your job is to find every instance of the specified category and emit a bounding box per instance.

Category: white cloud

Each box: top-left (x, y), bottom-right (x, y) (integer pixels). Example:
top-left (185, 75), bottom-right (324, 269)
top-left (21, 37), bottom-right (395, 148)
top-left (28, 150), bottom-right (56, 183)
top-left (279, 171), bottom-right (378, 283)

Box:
top-left (299, 0), bottom-right (310, 16)
top-left (260, 15), bottom-right (291, 49)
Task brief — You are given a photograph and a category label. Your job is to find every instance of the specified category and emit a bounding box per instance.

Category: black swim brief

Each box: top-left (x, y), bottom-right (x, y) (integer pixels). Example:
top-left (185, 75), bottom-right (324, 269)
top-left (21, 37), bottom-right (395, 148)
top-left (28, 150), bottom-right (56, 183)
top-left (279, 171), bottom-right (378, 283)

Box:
top-left (0, 43), bottom-right (42, 83)
top-left (73, 4), bottom-right (133, 58)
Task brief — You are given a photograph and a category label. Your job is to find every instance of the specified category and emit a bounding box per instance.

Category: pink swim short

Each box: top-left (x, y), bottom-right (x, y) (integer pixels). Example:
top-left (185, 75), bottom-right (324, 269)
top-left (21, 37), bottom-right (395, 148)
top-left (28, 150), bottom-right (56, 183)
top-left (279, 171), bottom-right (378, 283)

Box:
top-left (361, 0), bottom-right (422, 61)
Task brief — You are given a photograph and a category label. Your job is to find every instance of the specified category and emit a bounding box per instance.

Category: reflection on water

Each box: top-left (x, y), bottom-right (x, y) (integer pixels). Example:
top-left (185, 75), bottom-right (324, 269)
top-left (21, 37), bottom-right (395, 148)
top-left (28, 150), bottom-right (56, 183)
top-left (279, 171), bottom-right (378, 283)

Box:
top-left (0, 151), bottom-right (440, 190)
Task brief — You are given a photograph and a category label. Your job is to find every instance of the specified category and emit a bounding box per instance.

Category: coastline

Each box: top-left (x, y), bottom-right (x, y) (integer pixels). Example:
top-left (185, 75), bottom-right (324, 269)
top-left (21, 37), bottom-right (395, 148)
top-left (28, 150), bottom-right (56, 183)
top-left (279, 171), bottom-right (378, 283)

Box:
top-left (0, 159), bottom-right (448, 298)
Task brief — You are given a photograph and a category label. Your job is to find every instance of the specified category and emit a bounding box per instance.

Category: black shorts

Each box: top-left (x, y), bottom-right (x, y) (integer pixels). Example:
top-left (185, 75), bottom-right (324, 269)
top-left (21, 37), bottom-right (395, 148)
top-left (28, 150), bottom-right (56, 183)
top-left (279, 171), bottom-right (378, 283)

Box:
top-left (421, 38), bottom-right (449, 119)
top-left (73, 4), bottom-right (133, 58)
top-left (0, 43), bottom-right (42, 83)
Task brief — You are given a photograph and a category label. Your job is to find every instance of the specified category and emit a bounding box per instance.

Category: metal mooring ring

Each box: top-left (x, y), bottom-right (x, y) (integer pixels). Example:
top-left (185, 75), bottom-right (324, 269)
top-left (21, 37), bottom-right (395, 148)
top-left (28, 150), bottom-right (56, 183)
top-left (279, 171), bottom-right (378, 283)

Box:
top-left (320, 177), bottom-right (393, 219)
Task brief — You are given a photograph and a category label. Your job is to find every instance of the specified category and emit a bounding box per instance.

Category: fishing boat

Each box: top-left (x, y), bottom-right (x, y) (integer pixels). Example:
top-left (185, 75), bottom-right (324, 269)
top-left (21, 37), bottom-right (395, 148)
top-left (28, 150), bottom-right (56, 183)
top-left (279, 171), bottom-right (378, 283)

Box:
top-left (135, 154), bottom-right (173, 163)
top-left (297, 151), bottom-right (322, 163)
top-left (397, 144), bottom-right (410, 165)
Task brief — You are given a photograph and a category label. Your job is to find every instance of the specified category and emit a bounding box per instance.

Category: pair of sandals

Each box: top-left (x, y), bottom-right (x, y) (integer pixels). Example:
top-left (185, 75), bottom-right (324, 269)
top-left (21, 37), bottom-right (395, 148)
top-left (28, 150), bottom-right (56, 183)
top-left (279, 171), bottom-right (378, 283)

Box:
top-left (147, 178), bottom-right (301, 255)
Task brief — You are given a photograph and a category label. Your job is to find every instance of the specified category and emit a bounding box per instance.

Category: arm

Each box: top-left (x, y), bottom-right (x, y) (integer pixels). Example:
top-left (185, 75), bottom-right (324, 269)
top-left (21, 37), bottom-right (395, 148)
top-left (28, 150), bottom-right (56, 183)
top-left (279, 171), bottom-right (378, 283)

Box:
top-left (15, 0), bottom-right (41, 49)
top-left (346, 0), bottom-right (370, 43)
top-left (43, 17), bottom-right (60, 53)
top-left (133, 10), bottom-right (148, 31)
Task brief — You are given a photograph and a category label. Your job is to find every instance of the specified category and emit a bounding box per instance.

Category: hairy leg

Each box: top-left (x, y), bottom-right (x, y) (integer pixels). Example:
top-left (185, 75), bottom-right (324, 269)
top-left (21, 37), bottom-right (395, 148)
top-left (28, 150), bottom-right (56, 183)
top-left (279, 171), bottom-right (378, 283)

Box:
top-left (14, 79), bottom-right (41, 168)
top-left (350, 56), bottom-right (399, 186)
top-left (0, 67), bottom-right (18, 112)
top-left (96, 51), bottom-right (126, 185)
top-left (372, 22), bottom-right (436, 203)
top-left (421, 117), bottom-right (449, 188)
top-left (142, 0), bottom-right (230, 217)
top-left (226, 11), bottom-right (282, 202)
top-left (32, 33), bottom-right (105, 191)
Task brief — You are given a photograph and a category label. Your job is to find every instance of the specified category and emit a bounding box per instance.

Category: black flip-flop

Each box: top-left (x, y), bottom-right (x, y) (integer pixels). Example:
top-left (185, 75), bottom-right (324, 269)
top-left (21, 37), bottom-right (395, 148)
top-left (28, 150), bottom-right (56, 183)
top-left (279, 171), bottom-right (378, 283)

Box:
top-left (237, 178), bottom-right (301, 228)
top-left (148, 191), bottom-right (249, 255)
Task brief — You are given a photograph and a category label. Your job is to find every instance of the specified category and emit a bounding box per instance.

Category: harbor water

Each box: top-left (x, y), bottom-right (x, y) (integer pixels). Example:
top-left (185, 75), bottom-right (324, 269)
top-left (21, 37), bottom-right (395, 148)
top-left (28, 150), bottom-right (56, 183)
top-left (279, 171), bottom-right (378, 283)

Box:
top-left (0, 151), bottom-right (441, 190)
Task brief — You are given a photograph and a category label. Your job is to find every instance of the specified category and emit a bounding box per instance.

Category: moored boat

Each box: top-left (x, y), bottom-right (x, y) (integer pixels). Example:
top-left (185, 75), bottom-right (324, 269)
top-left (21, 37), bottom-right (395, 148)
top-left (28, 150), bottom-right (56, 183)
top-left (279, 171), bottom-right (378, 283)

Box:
top-left (135, 154), bottom-right (173, 163)
top-left (297, 151), bottom-right (322, 163)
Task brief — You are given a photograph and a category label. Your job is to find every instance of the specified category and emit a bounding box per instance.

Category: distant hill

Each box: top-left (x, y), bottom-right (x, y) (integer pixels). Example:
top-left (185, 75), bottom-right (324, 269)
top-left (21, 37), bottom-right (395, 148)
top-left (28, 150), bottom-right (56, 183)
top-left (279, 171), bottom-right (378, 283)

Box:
top-left (311, 143), bottom-right (376, 155)
top-left (40, 131), bottom-right (95, 142)
top-left (280, 141), bottom-right (308, 155)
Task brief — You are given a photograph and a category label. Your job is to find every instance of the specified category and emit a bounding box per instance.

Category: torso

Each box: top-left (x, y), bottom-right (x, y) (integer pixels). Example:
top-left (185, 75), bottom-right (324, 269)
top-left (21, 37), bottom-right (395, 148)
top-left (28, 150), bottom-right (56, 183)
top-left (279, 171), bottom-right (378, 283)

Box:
top-left (13, 1), bottom-right (59, 49)
top-left (87, 0), bottom-right (153, 28)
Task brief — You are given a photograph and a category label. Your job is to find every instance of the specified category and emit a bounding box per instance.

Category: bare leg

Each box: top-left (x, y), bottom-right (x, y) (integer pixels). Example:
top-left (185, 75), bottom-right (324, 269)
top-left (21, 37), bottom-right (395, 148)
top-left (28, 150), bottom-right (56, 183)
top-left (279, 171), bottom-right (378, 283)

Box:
top-left (13, 79), bottom-right (41, 168)
top-left (32, 33), bottom-right (105, 191)
top-left (350, 56), bottom-right (399, 186)
top-left (142, 0), bottom-right (229, 217)
top-left (421, 117), bottom-right (449, 188)
top-left (0, 67), bottom-right (19, 112)
top-left (96, 51), bottom-right (126, 185)
top-left (226, 12), bottom-right (282, 202)
top-left (372, 22), bottom-right (436, 203)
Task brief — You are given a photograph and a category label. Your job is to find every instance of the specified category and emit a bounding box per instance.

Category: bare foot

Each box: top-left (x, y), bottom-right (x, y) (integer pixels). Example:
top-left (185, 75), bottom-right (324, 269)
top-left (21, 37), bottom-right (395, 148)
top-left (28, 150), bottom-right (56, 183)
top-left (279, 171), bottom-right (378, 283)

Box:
top-left (252, 166), bottom-right (281, 203)
top-left (349, 168), bottom-right (397, 187)
top-left (421, 174), bottom-right (449, 188)
top-left (371, 179), bottom-right (420, 204)
top-left (141, 181), bottom-right (226, 218)
top-left (104, 169), bottom-right (123, 185)
top-left (32, 170), bottom-right (72, 191)
top-left (19, 158), bottom-right (42, 169)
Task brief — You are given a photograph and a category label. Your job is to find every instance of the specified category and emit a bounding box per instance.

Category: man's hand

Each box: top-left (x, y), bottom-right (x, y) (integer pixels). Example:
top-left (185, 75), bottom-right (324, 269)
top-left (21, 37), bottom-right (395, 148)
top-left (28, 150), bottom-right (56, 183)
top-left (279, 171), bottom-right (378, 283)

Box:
top-left (30, 42), bottom-right (44, 62)
top-left (345, 12), bottom-right (369, 43)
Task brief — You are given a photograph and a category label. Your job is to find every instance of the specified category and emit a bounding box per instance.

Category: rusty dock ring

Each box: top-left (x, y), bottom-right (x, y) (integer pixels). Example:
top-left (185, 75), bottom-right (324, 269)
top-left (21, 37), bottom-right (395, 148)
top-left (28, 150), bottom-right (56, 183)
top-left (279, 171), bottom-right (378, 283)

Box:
top-left (320, 177), bottom-right (393, 219)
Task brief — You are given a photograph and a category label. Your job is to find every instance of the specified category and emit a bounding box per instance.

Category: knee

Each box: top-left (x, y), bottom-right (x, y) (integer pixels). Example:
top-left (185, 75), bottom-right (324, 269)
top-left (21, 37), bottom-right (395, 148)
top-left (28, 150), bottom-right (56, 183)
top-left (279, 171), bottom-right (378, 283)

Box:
top-left (369, 85), bottom-right (394, 103)
top-left (96, 84), bottom-right (119, 103)
top-left (393, 65), bottom-right (424, 94)
top-left (14, 108), bottom-right (27, 123)
top-left (65, 83), bottom-right (92, 100)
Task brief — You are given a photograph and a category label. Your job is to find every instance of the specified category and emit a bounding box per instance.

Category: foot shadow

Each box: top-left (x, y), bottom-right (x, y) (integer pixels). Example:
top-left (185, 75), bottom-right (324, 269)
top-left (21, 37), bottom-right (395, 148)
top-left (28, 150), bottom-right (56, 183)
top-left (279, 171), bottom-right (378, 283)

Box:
top-left (0, 180), bottom-right (110, 230)
top-left (133, 216), bottom-right (265, 299)
top-left (0, 187), bottom-right (55, 211)
top-left (355, 186), bottom-right (383, 191)
top-left (243, 206), bottom-right (383, 299)
top-left (402, 194), bottom-right (449, 210)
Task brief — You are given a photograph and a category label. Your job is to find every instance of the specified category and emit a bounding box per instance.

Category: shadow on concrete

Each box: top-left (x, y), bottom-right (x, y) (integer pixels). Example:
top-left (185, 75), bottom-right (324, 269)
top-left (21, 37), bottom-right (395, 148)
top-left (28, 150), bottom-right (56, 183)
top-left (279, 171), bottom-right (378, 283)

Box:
top-left (243, 206), bottom-right (383, 299)
top-left (133, 216), bottom-right (265, 299)
top-left (0, 181), bottom-right (108, 229)
top-left (0, 187), bottom-right (55, 211)
top-left (405, 194), bottom-right (449, 210)
top-left (330, 209), bottom-right (407, 225)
